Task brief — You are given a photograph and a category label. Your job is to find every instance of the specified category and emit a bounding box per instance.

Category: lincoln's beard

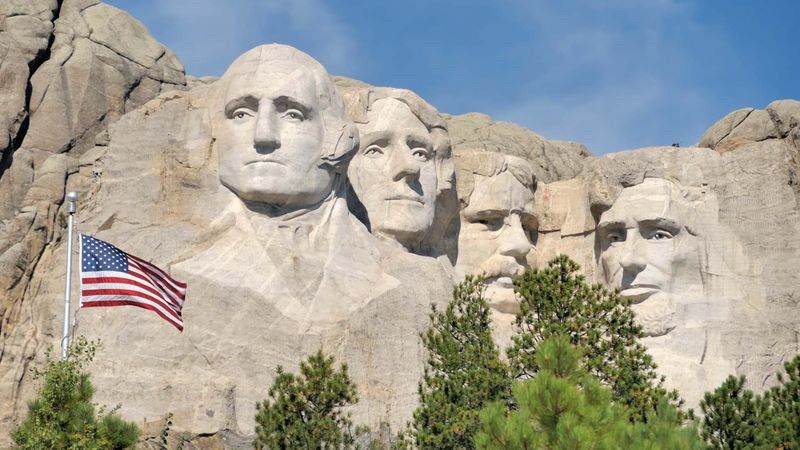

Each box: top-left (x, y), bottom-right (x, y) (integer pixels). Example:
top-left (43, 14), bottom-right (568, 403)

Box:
top-left (484, 278), bottom-right (520, 315)
top-left (630, 291), bottom-right (676, 337)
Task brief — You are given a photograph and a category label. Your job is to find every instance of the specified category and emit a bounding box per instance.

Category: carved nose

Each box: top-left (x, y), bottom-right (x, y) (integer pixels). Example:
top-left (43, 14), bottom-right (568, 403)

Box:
top-left (254, 107), bottom-right (281, 149)
top-left (619, 237), bottom-right (647, 273)
top-left (498, 215), bottom-right (533, 259)
top-left (390, 147), bottom-right (420, 182)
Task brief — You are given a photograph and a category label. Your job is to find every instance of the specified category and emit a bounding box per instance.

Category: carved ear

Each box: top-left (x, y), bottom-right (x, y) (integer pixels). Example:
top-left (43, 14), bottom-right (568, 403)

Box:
top-left (322, 123), bottom-right (359, 172)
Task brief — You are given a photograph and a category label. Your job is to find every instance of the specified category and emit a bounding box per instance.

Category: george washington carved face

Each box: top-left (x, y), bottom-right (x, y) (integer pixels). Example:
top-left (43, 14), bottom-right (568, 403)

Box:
top-left (215, 45), bottom-right (355, 208)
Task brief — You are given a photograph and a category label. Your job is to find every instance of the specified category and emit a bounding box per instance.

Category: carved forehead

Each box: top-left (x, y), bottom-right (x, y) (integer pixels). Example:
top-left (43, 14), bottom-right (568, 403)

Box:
top-left (455, 150), bottom-right (536, 204)
top-left (600, 178), bottom-right (685, 225)
top-left (218, 44), bottom-right (338, 113)
top-left (462, 171), bottom-right (535, 218)
top-left (362, 98), bottom-right (428, 135)
top-left (222, 45), bottom-right (325, 78)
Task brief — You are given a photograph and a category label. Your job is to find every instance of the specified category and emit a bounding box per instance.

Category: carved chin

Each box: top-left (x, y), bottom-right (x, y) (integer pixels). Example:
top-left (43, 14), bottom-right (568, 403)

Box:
top-left (631, 294), bottom-right (676, 337)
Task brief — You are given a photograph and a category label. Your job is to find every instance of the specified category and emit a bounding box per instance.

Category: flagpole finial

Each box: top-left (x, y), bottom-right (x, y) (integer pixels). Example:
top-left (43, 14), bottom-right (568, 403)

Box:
top-left (67, 191), bottom-right (78, 214)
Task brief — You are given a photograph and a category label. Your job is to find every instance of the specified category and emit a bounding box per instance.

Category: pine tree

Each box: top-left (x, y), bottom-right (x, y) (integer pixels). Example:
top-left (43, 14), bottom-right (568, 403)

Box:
top-left (11, 336), bottom-right (140, 450)
top-left (765, 354), bottom-right (800, 449)
top-left (700, 354), bottom-right (800, 449)
top-left (699, 375), bottom-right (768, 450)
top-left (506, 255), bottom-right (678, 421)
top-left (475, 335), bottom-right (705, 450)
top-left (408, 276), bottom-right (511, 450)
top-left (254, 350), bottom-right (360, 450)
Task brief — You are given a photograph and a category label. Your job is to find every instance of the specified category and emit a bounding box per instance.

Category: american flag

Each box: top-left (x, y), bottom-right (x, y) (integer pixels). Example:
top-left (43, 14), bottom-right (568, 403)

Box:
top-left (80, 235), bottom-right (187, 331)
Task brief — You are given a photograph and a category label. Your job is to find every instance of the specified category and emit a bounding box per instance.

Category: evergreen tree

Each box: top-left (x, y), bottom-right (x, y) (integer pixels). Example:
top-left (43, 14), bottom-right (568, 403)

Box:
top-left (700, 354), bottom-right (800, 449)
top-left (475, 336), bottom-right (705, 450)
top-left (408, 276), bottom-right (511, 450)
top-left (11, 336), bottom-right (140, 450)
top-left (506, 255), bottom-right (677, 421)
top-left (765, 354), bottom-right (800, 449)
top-left (699, 375), bottom-right (769, 450)
top-left (254, 350), bottom-right (359, 450)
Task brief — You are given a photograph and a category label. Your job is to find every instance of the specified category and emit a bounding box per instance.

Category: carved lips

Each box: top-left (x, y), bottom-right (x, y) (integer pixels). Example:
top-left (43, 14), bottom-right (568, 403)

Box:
top-left (386, 194), bottom-right (424, 204)
top-left (619, 284), bottom-right (661, 303)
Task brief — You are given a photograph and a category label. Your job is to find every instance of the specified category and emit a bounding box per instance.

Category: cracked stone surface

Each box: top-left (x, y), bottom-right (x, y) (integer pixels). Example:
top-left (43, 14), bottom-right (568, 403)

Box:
top-left (0, 1), bottom-right (185, 442)
top-left (0, 2), bottom-right (798, 447)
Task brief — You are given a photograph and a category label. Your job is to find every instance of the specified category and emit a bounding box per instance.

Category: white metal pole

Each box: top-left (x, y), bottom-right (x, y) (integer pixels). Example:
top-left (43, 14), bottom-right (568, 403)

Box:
top-left (61, 191), bottom-right (78, 360)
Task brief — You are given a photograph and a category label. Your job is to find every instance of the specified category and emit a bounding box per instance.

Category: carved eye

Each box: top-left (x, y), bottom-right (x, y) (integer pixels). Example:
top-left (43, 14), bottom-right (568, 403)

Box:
top-left (411, 148), bottom-right (430, 161)
top-left (283, 109), bottom-right (305, 121)
top-left (606, 231), bottom-right (624, 244)
top-left (233, 109), bottom-right (253, 120)
top-left (474, 217), bottom-right (504, 232)
top-left (648, 230), bottom-right (673, 241)
top-left (363, 145), bottom-right (384, 157)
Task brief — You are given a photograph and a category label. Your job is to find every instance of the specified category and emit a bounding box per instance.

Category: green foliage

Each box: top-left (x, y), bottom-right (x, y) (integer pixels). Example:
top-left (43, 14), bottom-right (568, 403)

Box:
top-left (408, 276), bottom-right (512, 450)
top-left (254, 350), bottom-right (360, 450)
top-left (507, 255), bottom-right (678, 420)
top-left (11, 336), bottom-right (140, 450)
top-left (766, 354), bottom-right (800, 449)
top-left (699, 375), bottom-right (768, 449)
top-left (700, 354), bottom-right (800, 449)
top-left (475, 336), bottom-right (705, 450)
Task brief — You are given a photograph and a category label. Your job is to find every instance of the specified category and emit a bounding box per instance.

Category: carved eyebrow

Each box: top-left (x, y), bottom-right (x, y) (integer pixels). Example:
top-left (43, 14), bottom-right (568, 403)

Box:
top-left (407, 134), bottom-right (433, 150)
top-left (361, 130), bottom-right (393, 144)
top-left (463, 208), bottom-right (507, 220)
top-left (638, 217), bottom-right (681, 232)
top-left (597, 220), bottom-right (625, 231)
top-left (224, 95), bottom-right (258, 118)
top-left (274, 95), bottom-right (312, 116)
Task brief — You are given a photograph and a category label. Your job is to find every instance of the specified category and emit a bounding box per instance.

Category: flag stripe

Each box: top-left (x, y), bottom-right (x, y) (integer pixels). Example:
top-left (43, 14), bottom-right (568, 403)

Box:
top-left (82, 288), bottom-right (182, 321)
top-left (82, 276), bottom-right (182, 312)
top-left (82, 299), bottom-right (183, 331)
top-left (126, 265), bottom-right (185, 307)
top-left (128, 253), bottom-right (187, 289)
top-left (128, 259), bottom-right (186, 303)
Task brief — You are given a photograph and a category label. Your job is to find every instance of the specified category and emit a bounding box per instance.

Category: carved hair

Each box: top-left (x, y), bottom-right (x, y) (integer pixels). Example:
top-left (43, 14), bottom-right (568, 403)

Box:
top-left (453, 148), bottom-right (537, 208)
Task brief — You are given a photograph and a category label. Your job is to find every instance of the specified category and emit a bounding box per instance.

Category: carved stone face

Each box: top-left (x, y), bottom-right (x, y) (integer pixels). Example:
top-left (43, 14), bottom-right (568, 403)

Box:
top-left (348, 98), bottom-right (437, 247)
top-left (216, 58), bottom-right (330, 207)
top-left (455, 170), bottom-right (536, 313)
top-left (597, 178), bottom-right (702, 336)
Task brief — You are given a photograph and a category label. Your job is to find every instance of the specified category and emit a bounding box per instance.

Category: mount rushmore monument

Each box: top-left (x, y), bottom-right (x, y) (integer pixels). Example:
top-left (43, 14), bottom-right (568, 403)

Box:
top-left (1, 0), bottom-right (799, 443)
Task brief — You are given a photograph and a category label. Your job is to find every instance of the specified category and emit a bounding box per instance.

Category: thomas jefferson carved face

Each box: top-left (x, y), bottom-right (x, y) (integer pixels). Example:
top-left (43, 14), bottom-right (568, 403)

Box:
top-left (455, 154), bottom-right (537, 313)
top-left (348, 98), bottom-right (438, 247)
top-left (216, 46), bottom-right (343, 208)
top-left (597, 178), bottom-right (703, 336)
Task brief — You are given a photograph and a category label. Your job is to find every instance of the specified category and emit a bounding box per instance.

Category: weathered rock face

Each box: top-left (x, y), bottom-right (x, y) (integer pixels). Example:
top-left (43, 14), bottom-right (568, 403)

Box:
top-left (0, 2), bottom-right (799, 447)
top-left (579, 141), bottom-right (800, 407)
top-left (0, 0), bottom-right (186, 441)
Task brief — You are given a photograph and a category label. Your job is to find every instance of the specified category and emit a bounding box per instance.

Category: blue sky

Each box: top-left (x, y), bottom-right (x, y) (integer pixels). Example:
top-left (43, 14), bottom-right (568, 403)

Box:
top-left (105, 0), bottom-right (798, 154)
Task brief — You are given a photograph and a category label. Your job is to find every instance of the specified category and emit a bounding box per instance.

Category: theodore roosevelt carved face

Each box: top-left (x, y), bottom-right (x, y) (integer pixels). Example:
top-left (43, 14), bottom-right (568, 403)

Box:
top-left (215, 44), bottom-right (356, 208)
top-left (454, 151), bottom-right (537, 313)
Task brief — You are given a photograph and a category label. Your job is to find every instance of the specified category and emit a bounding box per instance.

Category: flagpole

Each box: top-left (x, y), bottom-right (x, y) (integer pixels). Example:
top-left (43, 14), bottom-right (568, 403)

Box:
top-left (61, 191), bottom-right (78, 360)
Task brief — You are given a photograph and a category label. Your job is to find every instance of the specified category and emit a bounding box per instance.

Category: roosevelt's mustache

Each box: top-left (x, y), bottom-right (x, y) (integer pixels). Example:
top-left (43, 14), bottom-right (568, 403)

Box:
top-left (478, 255), bottom-right (527, 280)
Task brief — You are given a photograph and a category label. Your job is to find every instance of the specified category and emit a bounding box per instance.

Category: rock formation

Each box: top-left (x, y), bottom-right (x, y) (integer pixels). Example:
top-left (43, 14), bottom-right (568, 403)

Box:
top-left (0, 2), bottom-right (798, 446)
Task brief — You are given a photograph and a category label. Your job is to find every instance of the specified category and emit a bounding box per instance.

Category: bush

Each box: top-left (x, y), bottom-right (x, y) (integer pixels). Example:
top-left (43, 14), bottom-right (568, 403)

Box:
top-left (11, 336), bottom-right (140, 450)
top-left (254, 350), bottom-right (360, 449)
